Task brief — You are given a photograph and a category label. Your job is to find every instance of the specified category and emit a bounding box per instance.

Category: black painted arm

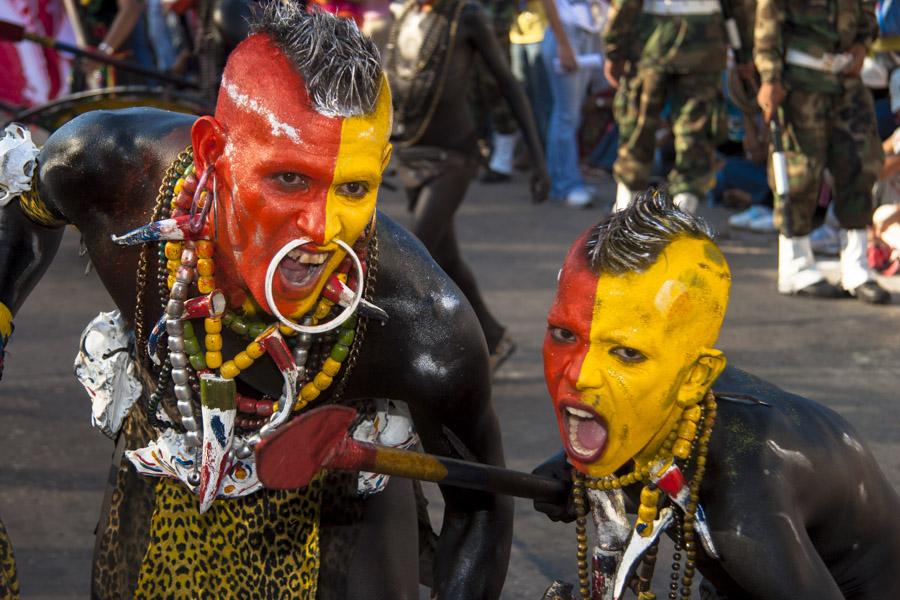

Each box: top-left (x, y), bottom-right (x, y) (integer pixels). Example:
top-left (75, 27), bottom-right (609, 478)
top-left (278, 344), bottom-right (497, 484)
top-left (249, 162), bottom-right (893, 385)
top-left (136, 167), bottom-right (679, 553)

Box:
top-left (421, 399), bottom-right (513, 600)
top-left (532, 449), bottom-right (576, 523)
top-left (0, 199), bottom-right (66, 376)
top-left (464, 3), bottom-right (549, 202)
top-left (708, 503), bottom-right (844, 599)
top-left (408, 326), bottom-right (513, 599)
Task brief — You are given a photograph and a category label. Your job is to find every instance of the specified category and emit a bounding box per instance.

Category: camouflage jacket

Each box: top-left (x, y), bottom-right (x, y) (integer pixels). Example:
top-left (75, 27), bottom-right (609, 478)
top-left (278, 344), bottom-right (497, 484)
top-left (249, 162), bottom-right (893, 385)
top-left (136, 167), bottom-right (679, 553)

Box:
top-left (602, 0), bottom-right (729, 73)
top-left (730, 0), bottom-right (757, 64)
top-left (754, 0), bottom-right (878, 93)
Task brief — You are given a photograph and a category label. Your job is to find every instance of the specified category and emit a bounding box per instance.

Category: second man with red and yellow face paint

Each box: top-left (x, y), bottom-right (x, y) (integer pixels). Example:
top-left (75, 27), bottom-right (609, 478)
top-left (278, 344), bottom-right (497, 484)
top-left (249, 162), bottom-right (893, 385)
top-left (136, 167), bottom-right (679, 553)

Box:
top-left (543, 194), bottom-right (731, 479)
top-left (191, 33), bottom-right (393, 320)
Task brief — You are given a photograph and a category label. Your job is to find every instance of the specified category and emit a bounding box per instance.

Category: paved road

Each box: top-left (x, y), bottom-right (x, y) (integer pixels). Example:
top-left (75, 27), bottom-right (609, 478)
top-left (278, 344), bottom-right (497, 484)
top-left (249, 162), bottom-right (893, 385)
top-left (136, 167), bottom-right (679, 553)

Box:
top-left (1, 172), bottom-right (898, 599)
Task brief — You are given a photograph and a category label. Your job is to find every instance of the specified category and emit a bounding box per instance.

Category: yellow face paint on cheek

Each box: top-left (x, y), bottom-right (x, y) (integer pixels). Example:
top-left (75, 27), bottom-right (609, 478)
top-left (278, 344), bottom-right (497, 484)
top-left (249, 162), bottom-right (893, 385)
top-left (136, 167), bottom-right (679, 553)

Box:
top-left (324, 77), bottom-right (392, 246)
top-left (0, 302), bottom-right (12, 339)
top-left (282, 79), bottom-right (392, 319)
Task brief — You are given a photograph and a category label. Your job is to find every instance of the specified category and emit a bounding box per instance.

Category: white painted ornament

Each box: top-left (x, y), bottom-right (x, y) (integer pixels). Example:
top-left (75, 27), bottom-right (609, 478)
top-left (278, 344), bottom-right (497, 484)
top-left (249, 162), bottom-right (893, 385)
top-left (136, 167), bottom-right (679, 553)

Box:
top-left (197, 375), bottom-right (238, 513)
top-left (352, 399), bottom-right (419, 496)
top-left (75, 310), bottom-right (142, 439)
top-left (127, 427), bottom-right (262, 499)
top-left (0, 123), bottom-right (40, 205)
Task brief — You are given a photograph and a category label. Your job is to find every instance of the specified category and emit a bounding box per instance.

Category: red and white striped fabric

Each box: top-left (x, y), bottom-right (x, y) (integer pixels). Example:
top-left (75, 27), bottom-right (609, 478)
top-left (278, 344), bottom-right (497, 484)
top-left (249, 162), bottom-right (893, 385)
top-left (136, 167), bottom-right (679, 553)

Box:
top-left (0, 0), bottom-right (73, 108)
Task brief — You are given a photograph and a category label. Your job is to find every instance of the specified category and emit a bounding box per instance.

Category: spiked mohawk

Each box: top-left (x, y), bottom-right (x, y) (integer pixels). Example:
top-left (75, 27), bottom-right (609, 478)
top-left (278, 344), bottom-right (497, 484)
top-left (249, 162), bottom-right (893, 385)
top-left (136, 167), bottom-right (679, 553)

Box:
top-left (586, 189), bottom-right (716, 274)
top-left (249, 3), bottom-right (383, 118)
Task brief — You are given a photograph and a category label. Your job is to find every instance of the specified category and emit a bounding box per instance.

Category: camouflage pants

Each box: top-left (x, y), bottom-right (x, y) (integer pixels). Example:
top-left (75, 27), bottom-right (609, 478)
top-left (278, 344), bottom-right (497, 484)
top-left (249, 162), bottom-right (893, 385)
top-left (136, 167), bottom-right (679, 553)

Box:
top-left (613, 69), bottom-right (723, 197)
top-left (771, 78), bottom-right (883, 236)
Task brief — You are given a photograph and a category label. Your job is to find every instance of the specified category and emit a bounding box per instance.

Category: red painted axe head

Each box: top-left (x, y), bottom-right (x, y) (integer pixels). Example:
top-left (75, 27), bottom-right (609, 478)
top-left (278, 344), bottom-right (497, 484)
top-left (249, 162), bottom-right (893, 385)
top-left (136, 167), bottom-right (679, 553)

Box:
top-left (255, 405), bottom-right (356, 489)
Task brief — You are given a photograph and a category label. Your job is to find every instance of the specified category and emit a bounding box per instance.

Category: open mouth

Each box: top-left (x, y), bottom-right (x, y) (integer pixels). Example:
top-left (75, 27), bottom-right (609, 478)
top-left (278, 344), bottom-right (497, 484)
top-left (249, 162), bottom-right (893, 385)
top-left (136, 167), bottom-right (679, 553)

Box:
top-left (277, 246), bottom-right (333, 295)
top-left (560, 402), bottom-right (607, 463)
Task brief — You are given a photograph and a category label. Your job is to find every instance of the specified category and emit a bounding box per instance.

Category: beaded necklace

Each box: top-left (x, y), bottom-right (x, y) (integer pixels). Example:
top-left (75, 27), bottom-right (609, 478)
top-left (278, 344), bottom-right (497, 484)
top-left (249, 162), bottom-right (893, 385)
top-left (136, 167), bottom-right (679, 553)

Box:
top-left (572, 392), bottom-right (718, 600)
top-left (136, 147), bottom-right (372, 469)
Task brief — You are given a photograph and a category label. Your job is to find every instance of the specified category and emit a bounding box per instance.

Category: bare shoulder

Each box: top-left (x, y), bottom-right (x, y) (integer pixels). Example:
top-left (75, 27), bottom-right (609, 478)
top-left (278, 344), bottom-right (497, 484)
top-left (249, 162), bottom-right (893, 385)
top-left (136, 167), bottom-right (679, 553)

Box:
top-left (347, 213), bottom-right (490, 401)
top-left (707, 366), bottom-right (897, 516)
top-left (37, 108), bottom-right (194, 227)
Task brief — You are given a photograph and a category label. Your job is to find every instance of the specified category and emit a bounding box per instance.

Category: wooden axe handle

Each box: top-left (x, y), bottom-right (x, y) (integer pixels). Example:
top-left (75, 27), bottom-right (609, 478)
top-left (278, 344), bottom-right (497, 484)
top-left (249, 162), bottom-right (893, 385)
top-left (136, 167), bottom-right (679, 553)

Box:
top-left (329, 436), bottom-right (571, 503)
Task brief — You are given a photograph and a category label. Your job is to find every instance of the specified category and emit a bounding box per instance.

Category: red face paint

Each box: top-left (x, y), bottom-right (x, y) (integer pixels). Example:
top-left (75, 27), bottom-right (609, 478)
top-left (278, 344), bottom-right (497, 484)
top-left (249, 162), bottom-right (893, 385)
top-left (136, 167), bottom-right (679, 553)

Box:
top-left (211, 35), bottom-right (343, 314)
top-left (543, 230), bottom-right (600, 470)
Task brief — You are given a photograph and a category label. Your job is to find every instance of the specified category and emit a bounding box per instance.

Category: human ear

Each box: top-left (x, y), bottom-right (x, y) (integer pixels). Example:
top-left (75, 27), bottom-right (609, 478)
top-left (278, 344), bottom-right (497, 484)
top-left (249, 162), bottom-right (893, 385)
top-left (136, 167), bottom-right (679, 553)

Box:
top-left (381, 143), bottom-right (393, 173)
top-left (676, 348), bottom-right (727, 407)
top-left (191, 116), bottom-right (226, 174)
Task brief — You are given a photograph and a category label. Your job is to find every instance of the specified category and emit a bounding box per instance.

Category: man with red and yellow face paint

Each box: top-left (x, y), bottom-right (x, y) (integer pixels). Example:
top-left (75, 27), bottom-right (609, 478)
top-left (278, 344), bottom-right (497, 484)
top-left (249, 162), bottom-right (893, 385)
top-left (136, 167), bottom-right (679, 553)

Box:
top-left (535, 192), bottom-right (900, 600)
top-left (544, 221), bottom-right (729, 479)
top-left (192, 32), bottom-right (393, 320)
top-left (0, 5), bottom-right (512, 599)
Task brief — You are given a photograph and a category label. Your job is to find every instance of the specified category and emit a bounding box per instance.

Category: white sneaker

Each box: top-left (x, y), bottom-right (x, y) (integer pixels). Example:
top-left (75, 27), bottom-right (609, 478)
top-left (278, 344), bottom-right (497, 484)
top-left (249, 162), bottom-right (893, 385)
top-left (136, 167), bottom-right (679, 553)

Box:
top-left (747, 210), bottom-right (776, 233)
top-left (565, 187), bottom-right (593, 208)
top-left (613, 183), bottom-right (633, 212)
top-left (728, 205), bottom-right (771, 230)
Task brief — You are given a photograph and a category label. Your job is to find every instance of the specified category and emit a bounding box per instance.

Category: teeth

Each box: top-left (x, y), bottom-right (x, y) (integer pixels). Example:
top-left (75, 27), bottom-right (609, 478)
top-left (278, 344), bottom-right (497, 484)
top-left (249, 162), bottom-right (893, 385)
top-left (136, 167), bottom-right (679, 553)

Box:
top-left (285, 249), bottom-right (329, 264)
top-left (567, 415), bottom-right (590, 456)
top-left (566, 407), bottom-right (593, 419)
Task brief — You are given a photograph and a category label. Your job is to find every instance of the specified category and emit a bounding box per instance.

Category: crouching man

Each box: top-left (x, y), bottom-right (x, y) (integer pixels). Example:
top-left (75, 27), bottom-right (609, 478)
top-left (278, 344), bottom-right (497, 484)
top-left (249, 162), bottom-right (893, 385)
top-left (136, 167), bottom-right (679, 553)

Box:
top-left (534, 191), bottom-right (900, 599)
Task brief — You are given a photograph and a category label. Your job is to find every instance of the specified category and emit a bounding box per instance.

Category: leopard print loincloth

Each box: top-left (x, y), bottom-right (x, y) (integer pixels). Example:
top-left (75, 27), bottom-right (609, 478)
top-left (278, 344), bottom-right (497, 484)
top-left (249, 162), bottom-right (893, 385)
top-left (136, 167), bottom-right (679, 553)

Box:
top-left (134, 476), bottom-right (323, 599)
top-left (0, 516), bottom-right (19, 600)
top-left (92, 407), bottom-right (370, 599)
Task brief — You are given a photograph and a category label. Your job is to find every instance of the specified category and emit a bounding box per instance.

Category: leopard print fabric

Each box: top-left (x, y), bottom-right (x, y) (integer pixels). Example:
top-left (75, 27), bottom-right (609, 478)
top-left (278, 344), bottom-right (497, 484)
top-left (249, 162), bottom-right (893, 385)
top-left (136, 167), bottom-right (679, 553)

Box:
top-left (92, 407), bottom-right (159, 599)
top-left (0, 516), bottom-right (19, 600)
top-left (134, 475), bottom-right (324, 599)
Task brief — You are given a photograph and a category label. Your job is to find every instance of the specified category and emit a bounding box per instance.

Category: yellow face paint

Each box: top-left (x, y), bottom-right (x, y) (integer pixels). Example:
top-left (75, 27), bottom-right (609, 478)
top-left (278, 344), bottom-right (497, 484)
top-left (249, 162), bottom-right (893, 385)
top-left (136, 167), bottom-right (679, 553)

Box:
top-left (301, 77), bottom-right (394, 318)
top-left (545, 235), bottom-right (730, 478)
top-left (0, 302), bottom-right (11, 339)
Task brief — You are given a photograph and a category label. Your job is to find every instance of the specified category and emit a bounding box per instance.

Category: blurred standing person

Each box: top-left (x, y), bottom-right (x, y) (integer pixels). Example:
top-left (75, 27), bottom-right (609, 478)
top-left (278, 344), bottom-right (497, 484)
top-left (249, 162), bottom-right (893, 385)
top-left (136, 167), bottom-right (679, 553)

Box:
top-left (509, 0), bottom-right (551, 146)
top-left (361, 0), bottom-right (393, 53)
top-left (755, 0), bottom-right (890, 303)
top-left (540, 0), bottom-right (604, 207)
top-left (477, 0), bottom-right (518, 184)
top-left (604, 0), bottom-right (728, 213)
top-left (77, 0), bottom-right (154, 88)
top-left (385, 0), bottom-right (549, 369)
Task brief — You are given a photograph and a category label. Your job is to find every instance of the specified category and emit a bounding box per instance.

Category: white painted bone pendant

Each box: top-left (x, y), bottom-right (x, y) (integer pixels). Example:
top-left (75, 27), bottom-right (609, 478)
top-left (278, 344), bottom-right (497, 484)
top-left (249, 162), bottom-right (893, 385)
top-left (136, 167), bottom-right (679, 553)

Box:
top-left (650, 459), bottom-right (719, 558)
top-left (588, 487), bottom-right (630, 600)
top-left (198, 375), bottom-right (237, 513)
top-left (613, 507), bottom-right (675, 600)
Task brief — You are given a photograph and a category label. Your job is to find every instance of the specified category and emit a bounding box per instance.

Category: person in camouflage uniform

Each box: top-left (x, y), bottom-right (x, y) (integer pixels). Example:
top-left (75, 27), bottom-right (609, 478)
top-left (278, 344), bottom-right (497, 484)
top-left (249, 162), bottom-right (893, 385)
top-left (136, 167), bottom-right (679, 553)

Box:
top-left (755, 0), bottom-right (891, 303)
top-left (605, 0), bottom-right (729, 214)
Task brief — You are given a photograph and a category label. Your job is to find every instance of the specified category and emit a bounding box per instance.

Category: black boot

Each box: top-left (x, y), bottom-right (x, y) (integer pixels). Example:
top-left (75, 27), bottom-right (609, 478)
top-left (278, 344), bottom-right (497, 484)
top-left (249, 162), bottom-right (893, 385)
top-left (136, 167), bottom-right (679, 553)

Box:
top-left (849, 280), bottom-right (892, 304)
top-left (792, 280), bottom-right (845, 298)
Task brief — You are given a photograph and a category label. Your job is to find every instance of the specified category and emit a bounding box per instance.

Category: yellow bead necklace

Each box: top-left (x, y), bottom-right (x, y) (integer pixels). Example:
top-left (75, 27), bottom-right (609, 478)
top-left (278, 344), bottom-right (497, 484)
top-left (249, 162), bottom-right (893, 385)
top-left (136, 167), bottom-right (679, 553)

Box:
top-left (573, 392), bottom-right (717, 599)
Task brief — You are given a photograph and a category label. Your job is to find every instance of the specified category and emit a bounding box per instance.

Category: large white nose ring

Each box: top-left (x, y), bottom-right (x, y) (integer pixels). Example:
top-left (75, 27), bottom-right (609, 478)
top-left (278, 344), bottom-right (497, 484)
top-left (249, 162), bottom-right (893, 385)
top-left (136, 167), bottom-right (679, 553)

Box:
top-left (263, 238), bottom-right (363, 334)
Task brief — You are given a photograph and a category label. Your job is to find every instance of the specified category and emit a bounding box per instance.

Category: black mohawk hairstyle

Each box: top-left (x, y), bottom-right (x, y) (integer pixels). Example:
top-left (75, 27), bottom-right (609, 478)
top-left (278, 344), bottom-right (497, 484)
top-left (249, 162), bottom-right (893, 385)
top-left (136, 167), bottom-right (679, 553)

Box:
top-left (586, 188), bottom-right (715, 274)
top-left (249, 2), bottom-right (383, 118)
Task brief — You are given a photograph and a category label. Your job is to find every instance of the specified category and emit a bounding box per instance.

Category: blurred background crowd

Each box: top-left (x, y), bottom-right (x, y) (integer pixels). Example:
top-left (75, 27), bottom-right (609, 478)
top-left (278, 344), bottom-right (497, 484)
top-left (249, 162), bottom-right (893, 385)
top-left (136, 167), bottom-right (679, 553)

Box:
top-left (2, 0), bottom-right (899, 285)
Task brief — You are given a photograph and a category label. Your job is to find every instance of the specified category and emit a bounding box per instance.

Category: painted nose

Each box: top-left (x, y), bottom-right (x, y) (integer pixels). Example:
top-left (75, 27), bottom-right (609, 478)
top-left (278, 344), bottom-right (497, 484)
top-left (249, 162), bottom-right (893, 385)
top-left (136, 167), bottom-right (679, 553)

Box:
top-left (294, 193), bottom-right (328, 246)
top-left (573, 350), bottom-right (604, 392)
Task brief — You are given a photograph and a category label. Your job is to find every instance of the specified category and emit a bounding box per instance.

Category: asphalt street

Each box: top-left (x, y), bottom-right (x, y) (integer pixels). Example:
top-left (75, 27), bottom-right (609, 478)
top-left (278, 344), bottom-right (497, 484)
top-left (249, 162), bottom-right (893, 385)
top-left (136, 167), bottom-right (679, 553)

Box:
top-left (1, 173), bottom-right (898, 599)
